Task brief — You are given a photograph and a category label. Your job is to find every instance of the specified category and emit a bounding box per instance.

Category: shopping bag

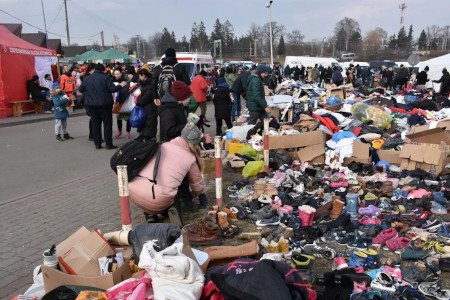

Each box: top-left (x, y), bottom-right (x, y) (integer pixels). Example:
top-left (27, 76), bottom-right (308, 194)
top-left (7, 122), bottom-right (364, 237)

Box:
top-left (130, 105), bottom-right (147, 128)
top-left (119, 94), bottom-right (136, 113)
top-left (112, 102), bottom-right (122, 114)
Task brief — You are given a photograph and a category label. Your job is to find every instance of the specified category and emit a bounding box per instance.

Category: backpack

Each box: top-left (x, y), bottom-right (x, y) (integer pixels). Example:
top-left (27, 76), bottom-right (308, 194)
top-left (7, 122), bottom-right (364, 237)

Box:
top-left (158, 64), bottom-right (177, 98)
top-left (110, 140), bottom-right (160, 185)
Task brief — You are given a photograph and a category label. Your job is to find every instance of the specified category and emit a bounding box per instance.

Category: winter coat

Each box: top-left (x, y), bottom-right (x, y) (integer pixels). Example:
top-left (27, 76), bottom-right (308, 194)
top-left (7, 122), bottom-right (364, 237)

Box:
top-left (190, 75), bottom-right (208, 103)
top-left (230, 72), bottom-right (249, 96)
top-left (416, 71), bottom-right (428, 86)
top-left (225, 73), bottom-right (236, 86)
top-left (129, 137), bottom-right (204, 214)
top-left (332, 69), bottom-right (343, 84)
top-left (312, 67), bottom-right (320, 81)
top-left (150, 56), bottom-right (191, 99)
top-left (158, 94), bottom-right (187, 142)
top-left (27, 80), bottom-right (48, 100)
top-left (52, 93), bottom-right (69, 119)
top-left (78, 70), bottom-right (122, 107)
top-left (137, 78), bottom-right (158, 139)
top-left (267, 75), bottom-right (279, 90)
top-left (213, 86), bottom-right (232, 119)
top-left (246, 73), bottom-right (267, 113)
top-left (435, 72), bottom-right (450, 94)
top-left (60, 73), bottom-right (76, 94)
top-left (284, 65), bottom-right (291, 76)
top-left (397, 67), bottom-right (409, 79)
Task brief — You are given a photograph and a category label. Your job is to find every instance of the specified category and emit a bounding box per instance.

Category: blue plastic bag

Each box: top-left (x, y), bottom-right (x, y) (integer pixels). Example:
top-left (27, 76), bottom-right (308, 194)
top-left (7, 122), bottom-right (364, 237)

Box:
top-left (130, 105), bottom-right (147, 128)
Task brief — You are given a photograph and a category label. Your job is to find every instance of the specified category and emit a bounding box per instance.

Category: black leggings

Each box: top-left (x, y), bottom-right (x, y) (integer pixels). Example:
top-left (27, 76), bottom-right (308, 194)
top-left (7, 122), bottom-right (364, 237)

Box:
top-left (117, 119), bottom-right (131, 132)
top-left (216, 117), bottom-right (233, 135)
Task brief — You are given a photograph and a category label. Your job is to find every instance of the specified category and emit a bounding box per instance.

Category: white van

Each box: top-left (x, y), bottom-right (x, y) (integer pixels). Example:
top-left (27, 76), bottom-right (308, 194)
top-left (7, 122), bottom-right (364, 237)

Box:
top-left (340, 53), bottom-right (357, 61)
top-left (161, 52), bottom-right (214, 80)
top-left (284, 56), bottom-right (339, 69)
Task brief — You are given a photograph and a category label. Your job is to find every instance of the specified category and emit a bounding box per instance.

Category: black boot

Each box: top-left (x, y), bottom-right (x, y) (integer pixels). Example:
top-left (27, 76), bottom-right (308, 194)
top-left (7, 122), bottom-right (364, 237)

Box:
top-left (198, 193), bottom-right (208, 210)
top-left (63, 133), bottom-right (74, 140)
top-left (56, 134), bottom-right (63, 142)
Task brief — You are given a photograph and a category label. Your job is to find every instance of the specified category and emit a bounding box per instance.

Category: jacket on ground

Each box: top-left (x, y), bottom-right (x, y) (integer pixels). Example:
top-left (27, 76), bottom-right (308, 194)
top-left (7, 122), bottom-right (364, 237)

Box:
top-left (128, 137), bottom-right (204, 214)
top-left (78, 70), bottom-right (122, 107)
top-left (190, 74), bottom-right (208, 103)
top-left (246, 73), bottom-right (267, 113)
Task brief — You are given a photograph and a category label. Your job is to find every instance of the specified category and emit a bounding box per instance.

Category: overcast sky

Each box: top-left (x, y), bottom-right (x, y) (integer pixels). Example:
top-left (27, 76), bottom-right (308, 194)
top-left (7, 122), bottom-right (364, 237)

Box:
top-left (0, 0), bottom-right (448, 46)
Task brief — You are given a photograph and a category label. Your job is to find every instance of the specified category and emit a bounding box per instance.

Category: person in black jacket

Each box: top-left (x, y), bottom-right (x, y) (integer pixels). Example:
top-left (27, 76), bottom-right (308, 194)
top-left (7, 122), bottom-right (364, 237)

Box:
top-left (112, 67), bottom-right (132, 139)
top-left (267, 70), bottom-right (280, 92)
top-left (136, 69), bottom-right (158, 141)
top-left (79, 63), bottom-right (125, 149)
top-left (151, 48), bottom-right (191, 101)
top-left (230, 69), bottom-right (250, 121)
top-left (27, 75), bottom-right (50, 111)
top-left (158, 81), bottom-right (190, 142)
top-left (213, 78), bottom-right (233, 135)
top-left (433, 68), bottom-right (450, 95)
top-left (415, 66), bottom-right (429, 89)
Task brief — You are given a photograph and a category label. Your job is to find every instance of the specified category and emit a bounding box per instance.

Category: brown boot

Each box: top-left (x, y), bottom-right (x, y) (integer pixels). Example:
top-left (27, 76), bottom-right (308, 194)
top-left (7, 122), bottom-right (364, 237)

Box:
top-left (267, 241), bottom-right (280, 253)
top-left (314, 201), bottom-right (333, 219)
top-left (278, 237), bottom-right (289, 253)
top-left (217, 211), bottom-right (229, 230)
top-left (187, 216), bottom-right (222, 246)
top-left (381, 181), bottom-right (393, 197)
top-left (330, 198), bottom-right (345, 220)
top-left (203, 240), bottom-right (259, 261)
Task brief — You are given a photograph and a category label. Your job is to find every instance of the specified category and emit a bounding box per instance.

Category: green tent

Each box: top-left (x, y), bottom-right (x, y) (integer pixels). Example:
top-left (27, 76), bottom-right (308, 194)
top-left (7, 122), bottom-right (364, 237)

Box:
top-left (88, 48), bottom-right (135, 63)
top-left (71, 49), bottom-right (99, 63)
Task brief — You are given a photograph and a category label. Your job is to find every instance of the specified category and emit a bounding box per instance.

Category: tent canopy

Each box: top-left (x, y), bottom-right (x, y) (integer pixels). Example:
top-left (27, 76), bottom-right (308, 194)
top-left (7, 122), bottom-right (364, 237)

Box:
top-left (0, 25), bottom-right (56, 117)
top-left (89, 48), bottom-right (135, 63)
top-left (71, 49), bottom-right (99, 63)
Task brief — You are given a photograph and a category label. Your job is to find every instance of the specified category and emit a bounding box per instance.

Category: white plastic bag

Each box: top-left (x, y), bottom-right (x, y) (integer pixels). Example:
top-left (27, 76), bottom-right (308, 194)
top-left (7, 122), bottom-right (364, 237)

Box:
top-left (23, 266), bottom-right (45, 298)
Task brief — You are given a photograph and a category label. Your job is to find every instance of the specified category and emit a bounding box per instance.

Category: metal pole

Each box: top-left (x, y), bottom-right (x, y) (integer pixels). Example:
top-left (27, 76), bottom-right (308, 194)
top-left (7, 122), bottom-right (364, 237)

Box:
top-left (100, 31), bottom-right (104, 51)
top-left (117, 165), bottom-right (132, 231)
top-left (40, 0), bottom-right (48, 35)
top-left (269, 4), bottom-right (274, 66)
top-left (263, 119), bottom-right (270, 173)
top-left (63, 0), bottom-right (70, 46)
top-left (219, 40), bottom-right (222, 63)
top-left (214, 136), bottom-right (223, 208)
top-left (254, 39), bottom-right (257, 57)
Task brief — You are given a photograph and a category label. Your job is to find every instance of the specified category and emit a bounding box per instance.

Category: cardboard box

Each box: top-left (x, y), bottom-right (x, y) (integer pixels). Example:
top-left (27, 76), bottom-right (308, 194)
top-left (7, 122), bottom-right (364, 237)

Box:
top-left (406, 127), bottom-right (450, 146)
top-left (325, 103), bottom-right (343, 112)
top-left (407, 119), bottom-right (450, 135)
top-left (328, 88), bottom-right (345, 100)
top-left (268, 131), bottom-right (326, 163)
top-left (400, 144), bottom-right (448, 174)
top-left (42, 258), bottom-right (132, 293)
top-left (377, 150), bottom-right (402, 166)
top-left (57, 227), bottom-right (116, 277)
top-left (344, 141), bottom-right (371, 164)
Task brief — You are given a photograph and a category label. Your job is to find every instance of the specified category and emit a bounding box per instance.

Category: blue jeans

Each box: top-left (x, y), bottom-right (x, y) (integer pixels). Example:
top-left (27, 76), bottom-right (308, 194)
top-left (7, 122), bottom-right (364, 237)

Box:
top-left (231, 92), bottom-right (241, 121)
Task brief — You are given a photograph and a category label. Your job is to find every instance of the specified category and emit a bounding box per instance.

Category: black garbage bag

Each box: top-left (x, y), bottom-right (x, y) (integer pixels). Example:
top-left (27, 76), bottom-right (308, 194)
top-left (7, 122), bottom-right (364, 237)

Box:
top-left (42, 285), bottom-right (104, 300)
top-left (269, 149), bottom-right (293, 170)
top-left (129, 223), bottom-right (181, 262)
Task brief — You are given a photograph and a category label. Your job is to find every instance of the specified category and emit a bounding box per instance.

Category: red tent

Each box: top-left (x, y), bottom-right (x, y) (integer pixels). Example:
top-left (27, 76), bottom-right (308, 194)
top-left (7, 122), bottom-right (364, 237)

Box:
top-left (0, 25), bottom-right (56, 118)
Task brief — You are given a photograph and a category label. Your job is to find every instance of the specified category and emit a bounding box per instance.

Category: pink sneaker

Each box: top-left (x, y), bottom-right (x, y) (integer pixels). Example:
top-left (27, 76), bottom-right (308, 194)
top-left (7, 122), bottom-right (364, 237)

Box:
top-left (333, 257), bottom-right (348, 270)
top-left (353, 281), bottom-right (368, 294)
top-left (385, 237), bottom-right (410, 252)
top-left (279, 205), bottom-right (293, 214)
top-left (383, 266), bottom-right (402, 281)
top-left (359, 216), bottom-right (382, 225)
top-left (126, 132), bottom-right (132, 139)
top-left (114, 131), bottom-right (122, 139)
top-left (372, 228), bottom-right (398, 245)
top-left (352, 266), bottom-right (365, 273)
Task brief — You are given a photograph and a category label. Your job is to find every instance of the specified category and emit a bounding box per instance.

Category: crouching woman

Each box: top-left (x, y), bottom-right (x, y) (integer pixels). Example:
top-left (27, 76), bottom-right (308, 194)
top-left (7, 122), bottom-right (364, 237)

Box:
top-left (128, 125), bottom-right (204, 218)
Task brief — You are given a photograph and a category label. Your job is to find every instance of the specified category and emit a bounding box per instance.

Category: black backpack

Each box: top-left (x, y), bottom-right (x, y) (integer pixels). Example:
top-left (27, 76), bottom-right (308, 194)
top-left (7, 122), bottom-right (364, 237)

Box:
top-left (110, 140), bottom-right (160, 184)
top-left (158, 64), bottom-right (177, 98)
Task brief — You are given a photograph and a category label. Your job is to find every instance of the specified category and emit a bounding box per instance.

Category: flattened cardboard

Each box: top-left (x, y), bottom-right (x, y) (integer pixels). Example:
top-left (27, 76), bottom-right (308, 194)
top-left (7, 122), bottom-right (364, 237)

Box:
top-left (406, 128), bottom-right (450, 145)
top-left (268, 131), bottom-right (325, 150)
top-left (400, 144), bottom-right (446, 173)
top-left (377, 150), bottom-right (401, 166)
top-left (297, 144), bottom-right (325, 162)
top-left (42, 259), bottom-right (132, 293)
top-left (57, 227), bottom-right (116, 277)
top-left (344, 141), bottom-right (371, 164)
top-left (408, 119), bottom-right (450, 134)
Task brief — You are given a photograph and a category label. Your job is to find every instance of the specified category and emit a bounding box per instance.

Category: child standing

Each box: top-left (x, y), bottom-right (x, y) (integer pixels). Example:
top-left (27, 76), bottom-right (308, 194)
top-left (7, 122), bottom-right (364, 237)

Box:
top-left (52, 89), bottom-right (74, 141)
top-left (213, 77), bottom-right (233, 135)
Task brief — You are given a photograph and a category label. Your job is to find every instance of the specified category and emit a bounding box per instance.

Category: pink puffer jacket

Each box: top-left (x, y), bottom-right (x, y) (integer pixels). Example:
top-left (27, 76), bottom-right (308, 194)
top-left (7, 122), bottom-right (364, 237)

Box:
top-left (129, 137), bottom-right (204, 214)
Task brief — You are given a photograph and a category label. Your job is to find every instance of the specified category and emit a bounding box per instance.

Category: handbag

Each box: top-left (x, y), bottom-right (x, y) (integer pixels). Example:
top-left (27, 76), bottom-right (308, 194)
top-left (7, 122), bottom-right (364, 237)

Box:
top-left (130, 105), bottom-right (147, 128)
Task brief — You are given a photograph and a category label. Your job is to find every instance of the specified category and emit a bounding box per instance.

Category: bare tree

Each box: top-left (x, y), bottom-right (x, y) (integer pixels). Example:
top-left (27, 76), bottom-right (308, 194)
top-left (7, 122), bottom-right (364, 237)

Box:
top-left (334, 17), bottom-right (361, 52)
top-left (262, 21), bottom-right (286, 55)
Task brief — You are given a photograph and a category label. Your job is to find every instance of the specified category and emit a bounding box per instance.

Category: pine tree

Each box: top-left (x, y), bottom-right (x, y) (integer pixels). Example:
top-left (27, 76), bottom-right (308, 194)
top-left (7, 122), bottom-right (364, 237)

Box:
top-left (197, 21), bottom-right (209, 52)
top-left (418, 29), bottom-right (427, 50)
top-left (407, 25), bottom-right (413, 49)
top-left (388, 34), bottom-right (397, 49)
top-left (277, 35), bottom-right (285, 55)
top-left (190, 22), bottom-right (199, 51)
top-left (397, 26), bottom-right (408, 50)
top-left (210, 18), bottom-right (223, 43)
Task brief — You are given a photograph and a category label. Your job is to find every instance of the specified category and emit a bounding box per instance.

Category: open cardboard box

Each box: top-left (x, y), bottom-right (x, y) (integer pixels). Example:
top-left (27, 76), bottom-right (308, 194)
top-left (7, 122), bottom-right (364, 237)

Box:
top-left (327, 88), bottom-right (345, 100)
top-left (268, 131), bottom-right (326, 163)
top-left (377, 150), bottom-right (402, 166)
top-left (407, 119), bottom-right (450, 135)
top-left (344, 141), bottom-right (371, 164)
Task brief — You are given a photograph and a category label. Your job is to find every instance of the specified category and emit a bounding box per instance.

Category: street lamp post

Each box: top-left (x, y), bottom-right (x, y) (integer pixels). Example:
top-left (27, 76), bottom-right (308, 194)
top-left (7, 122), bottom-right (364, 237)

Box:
top-left (266, 1), bottom-right (274, 67)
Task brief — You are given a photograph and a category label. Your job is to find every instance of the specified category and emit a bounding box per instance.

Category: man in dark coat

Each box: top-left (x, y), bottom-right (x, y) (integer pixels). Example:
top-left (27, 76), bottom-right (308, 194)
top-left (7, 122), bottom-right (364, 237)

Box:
top-left (213, 78), bottom-right (233, 135)
top-left (246, 64), bottom-right (269, 124)
top-left (27, 75), bottom-right (49, 101)
top-left (158, 82), bottom-right (189, 142)
top-left (79, 63), bottom-right (125, 149)
top-left (416, 66), bottom-right (429, 89)
top-left (230, 68), bottom-right (250, 121)
top-left (434, 68), bottom-right (450, 95)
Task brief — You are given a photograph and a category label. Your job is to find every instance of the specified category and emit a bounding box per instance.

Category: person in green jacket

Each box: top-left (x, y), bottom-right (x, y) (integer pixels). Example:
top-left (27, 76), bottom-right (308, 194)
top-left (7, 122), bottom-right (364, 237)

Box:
top-left (246, 64), bottom-right (270, 124)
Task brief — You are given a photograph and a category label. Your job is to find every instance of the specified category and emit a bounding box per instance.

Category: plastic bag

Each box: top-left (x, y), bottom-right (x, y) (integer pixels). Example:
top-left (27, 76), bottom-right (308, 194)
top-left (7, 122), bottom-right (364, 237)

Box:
top-left (242, 161), bottom-right (264, 177)
top-left (350, 102), bottom-right (392, 129)
top-left (237, 144), bottom-right (258, 159)
top-left (23, 265), bottom-right (45, 298)
top-left (130, 105), bottom-right (147, 128)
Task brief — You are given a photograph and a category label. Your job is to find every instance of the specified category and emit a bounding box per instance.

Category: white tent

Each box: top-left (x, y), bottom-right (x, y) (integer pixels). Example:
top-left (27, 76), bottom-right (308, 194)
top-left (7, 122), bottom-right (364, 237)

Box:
top-left (417, 53), bottom-right (450, 90)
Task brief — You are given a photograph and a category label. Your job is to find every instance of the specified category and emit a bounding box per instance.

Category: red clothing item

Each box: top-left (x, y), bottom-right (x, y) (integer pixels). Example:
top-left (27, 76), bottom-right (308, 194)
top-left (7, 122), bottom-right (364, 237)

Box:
top-left (190, 74), bottom-right (208, 103)
top-left (389, 107), bottom-right (426, 116)
top-left (60, 74), bottom-right (75, 93)
top-left (312, 113), bottom-right (340, 134)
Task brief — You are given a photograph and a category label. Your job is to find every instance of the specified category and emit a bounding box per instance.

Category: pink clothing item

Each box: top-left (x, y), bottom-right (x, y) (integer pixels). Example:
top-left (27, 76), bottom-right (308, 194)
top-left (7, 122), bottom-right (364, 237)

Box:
top-left (190, 74), bottom-right (208, 103)
top-left (407, 188), bottom-right (431, 199)
top-left (129, 137), bottom-right (204, 214)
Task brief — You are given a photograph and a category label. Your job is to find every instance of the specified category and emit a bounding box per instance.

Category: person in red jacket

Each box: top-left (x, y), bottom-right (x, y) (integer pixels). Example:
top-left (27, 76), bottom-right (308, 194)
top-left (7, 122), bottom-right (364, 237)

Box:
top-left (190, 69), bottom-right (209, 119)
top-left (60, 67), bottom-right (76, 106)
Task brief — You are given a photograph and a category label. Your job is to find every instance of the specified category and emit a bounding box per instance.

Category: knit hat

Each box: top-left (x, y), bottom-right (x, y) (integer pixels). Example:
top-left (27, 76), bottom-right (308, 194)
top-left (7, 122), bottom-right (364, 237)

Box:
top-left (181, 124), bottom-right (202, 145)
top-left (172, 81), bottom-right (192, 101)
top-left (165, 47), bottom-right (176, 58)
top-left (256, 64), bottom-right (269, 74)
top-left (125, 65), bottom-right (136, 75)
